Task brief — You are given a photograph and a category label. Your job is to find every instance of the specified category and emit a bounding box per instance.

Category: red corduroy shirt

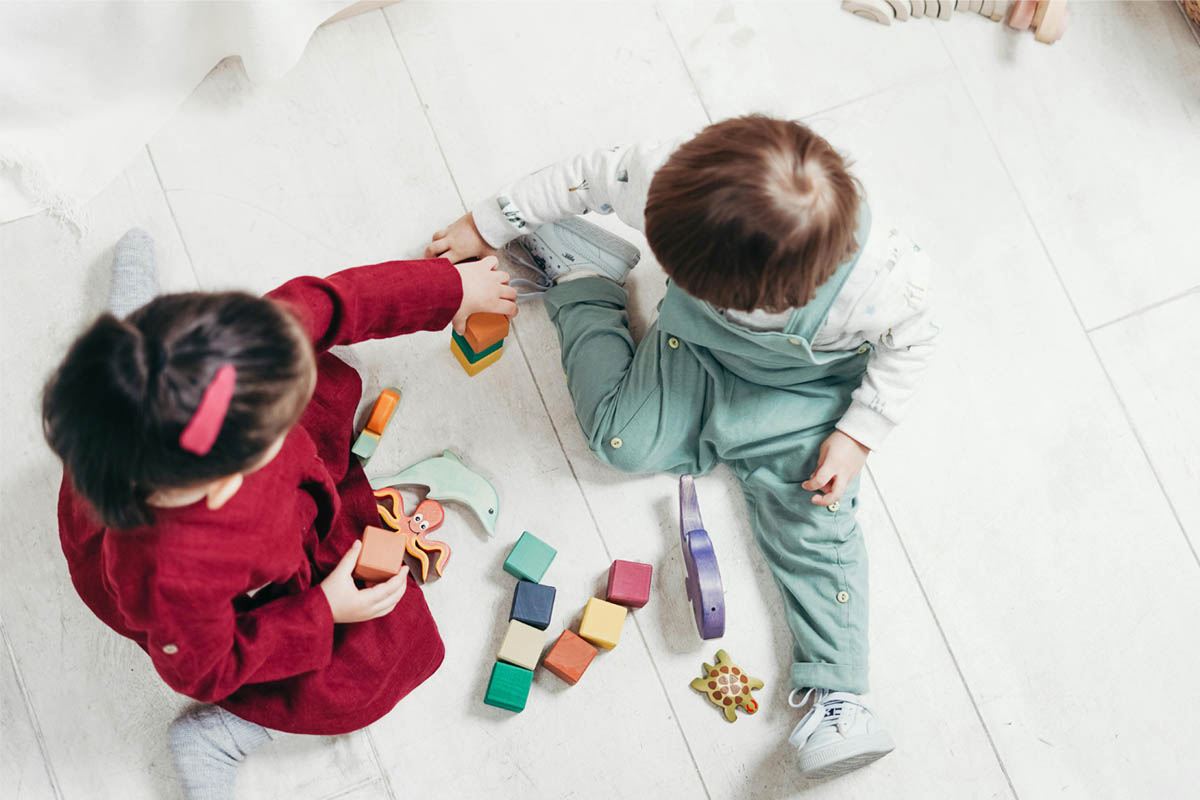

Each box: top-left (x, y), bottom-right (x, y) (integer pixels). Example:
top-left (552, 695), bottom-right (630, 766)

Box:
top-left (57, 259), bottom-right (462, 735)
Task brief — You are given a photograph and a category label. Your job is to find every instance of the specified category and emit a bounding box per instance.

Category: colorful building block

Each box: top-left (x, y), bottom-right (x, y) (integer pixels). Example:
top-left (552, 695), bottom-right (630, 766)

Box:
top-left (484, 661), bottom-right (533, 712)
top-left (353, 526), bottom-right (406, 582)
top-left (351, 430), bottom-right (380, 459)
top-left (452, 329), bottom-right (503, 362)
top-left (542, 630), bottom-right (597, 685)
top-left (578, 597), bottom-right (627, 650)
top-left (450, 335), bottom-right (504, 376)
top-left (510, 580), bottom-right (556, 630)
top-left (463, 312), bottom-right (510, 353)
top-left (503, 531), bottom-right (557, 583)
top-left (364, 388), bottom-right (400, 435)
top-left (497, 619), bottom-right (547, 671)
top-left (606, 560), bottom-right (653, 608)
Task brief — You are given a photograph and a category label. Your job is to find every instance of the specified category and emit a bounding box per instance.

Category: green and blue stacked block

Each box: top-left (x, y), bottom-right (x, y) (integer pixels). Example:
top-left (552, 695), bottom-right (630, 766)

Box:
top-left (503, 531), bottom-right (557, 583)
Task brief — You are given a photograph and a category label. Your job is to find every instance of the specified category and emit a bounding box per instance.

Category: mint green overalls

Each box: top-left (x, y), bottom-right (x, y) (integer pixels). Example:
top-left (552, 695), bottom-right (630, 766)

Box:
top-left (543, 212), bottom-right (873, 694)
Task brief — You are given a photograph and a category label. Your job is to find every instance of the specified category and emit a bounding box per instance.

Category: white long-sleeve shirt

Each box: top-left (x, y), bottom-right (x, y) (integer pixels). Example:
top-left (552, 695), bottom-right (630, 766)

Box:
top-left (471, 139), bottom-right (939, 450)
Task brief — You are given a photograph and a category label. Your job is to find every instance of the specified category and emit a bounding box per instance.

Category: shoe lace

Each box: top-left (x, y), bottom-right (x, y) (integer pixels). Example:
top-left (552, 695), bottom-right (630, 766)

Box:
top-left (788, 688), bottom-right (866, 749)
top-left (503, 242), bottom-right (555, 298)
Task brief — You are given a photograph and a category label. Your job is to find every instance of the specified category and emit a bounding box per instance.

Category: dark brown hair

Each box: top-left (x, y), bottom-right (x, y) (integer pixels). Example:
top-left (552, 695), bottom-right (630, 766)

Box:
top-left (43, 293), bottom-right (316, 530)
top-left (644, 115), bottom-right (863, 312)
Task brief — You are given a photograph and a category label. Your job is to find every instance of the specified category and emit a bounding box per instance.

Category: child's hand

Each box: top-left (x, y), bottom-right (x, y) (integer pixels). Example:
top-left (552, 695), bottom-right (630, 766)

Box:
top-left (452, 256), bottom-right (518, 334)
top-left (320, 541), bottom-right (409, 623)
top-left (426, 213), bottom-right (496, 263)
top-left (801, 430), bottom-right (870, 507)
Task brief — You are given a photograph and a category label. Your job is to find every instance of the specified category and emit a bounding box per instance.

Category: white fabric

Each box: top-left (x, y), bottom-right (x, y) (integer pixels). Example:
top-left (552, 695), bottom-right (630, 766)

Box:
top-left (0, 1), bottom-right (346, 225)
top-left (471, 138), bottom-right (940, 450)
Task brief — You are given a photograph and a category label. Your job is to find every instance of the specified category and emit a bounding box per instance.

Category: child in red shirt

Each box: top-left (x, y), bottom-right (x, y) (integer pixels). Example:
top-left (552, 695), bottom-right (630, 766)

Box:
top-left (43, 229), bottom-right (517, 799)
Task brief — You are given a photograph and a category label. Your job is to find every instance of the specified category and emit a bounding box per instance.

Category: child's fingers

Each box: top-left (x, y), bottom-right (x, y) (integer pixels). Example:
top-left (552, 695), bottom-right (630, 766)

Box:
top-left (494, 298), bottom-right (518, 318)
top-left (499, 285), bottom-right (518, 302)
top-left (331, 540), bottom-right (362, 577)
top-left (428, 237), bottom-right (451, 257)
top-left (433, 227), bottom-right (448, 240)
top-left (478, 255), bottom-right (499, 270)
top-left (494, 269), bottom-right (511, 285)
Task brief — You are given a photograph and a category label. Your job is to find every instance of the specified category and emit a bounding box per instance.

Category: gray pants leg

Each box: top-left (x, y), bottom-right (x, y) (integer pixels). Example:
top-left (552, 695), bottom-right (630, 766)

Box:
top-left (107, 228), bottom-right (159, 317)
top-left (168, 705), bottom-right (276, 800)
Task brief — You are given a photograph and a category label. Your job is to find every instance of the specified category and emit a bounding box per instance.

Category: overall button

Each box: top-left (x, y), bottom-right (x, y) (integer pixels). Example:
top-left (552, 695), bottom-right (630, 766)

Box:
top-left (827, 501), bottom-right (840, 512)
top-left (836, 591), bottom-right (850, 604)
top-left (788, 337), bottom-right (802, 346)
top-left (667, 337), bottom-right (680, 349)
top-left (162, 643), bottom-right (179, 655)
top-left (857, 345), bottom-right (869, 355)
top-left (610, 437), bottom-right (623, 449)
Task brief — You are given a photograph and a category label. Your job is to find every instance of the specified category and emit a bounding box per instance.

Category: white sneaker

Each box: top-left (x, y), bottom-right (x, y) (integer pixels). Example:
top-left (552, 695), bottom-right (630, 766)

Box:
top-left (503, 216), bottom-right (640, 295)
top-left (788, 688), bottom-right (895, 780)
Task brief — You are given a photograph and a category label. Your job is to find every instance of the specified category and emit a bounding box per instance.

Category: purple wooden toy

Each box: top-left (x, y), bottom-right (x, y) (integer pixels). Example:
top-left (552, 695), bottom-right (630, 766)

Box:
top-left (679, 474), bottom-right (725, 640)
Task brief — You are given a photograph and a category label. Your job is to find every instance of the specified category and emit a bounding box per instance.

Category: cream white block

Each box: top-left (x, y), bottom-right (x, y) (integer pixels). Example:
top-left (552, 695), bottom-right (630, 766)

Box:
top-left (885, 0), bottom-right (911, 21)
top-left (843, 0), bottom-right (895, 25)
top-left (911, 0), bottom-right (926, 18)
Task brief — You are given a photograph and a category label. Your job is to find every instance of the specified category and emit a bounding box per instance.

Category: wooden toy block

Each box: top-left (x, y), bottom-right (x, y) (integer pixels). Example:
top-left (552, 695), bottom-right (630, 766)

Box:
top-left (841, 0), bottom-right (892, 25)
top-left (497, 619), bottom-right (547, 671)
top-left (503, 531), bottom-right (557, 583)
top-left (936, 0), bottom-right (952, 20)
top-left (484, 661), bottom-right (533, 712)
top-left (966, 0), bottom-right (984, 12)
top-left (351, 430), bottom-right (380, 460)
top-left (606, 560), bottom-right (653, 608)
top-left (543, 630), bottom-right (597, 685)
top-left (910, 0), bottom-right (925, 18)
top-left (451, 329), bottom-right (504, 363)
top-left (510, 580), bottom-right (556, 630)
top-left (679, 474), bottom-right (725, 640)
top-left (463, 313), bottom-right (510, 353)
top-left (578, 598), bottom-right (627, 650)
top-left (1007, 0), bottom-right (1036, 28)
top-left (883, 0), bottom-right (909, 20)
top-left (1034, 0), bottom-right (1066, 43)
top-left (450, 336), bottom-right (503, 377)
top-left (364, 388), bottom-right (400, 435)
top-left (989, 0), bottom-right (1007, 21)
top-left (980, 0), bottom-right (996, 19)
top-left (353, 526), bottom-right (407, 582)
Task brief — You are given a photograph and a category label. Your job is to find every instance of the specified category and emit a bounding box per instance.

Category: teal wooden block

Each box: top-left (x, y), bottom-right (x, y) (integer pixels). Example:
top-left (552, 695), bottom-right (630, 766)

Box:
top-left (503, 531), bottom-right (557, 582)
top-left (451, 329), bottom-right (504, 363)
top-left (484, 661), bottom-right (533, 712)
top-left (351, 430), bottom-right (379, 460)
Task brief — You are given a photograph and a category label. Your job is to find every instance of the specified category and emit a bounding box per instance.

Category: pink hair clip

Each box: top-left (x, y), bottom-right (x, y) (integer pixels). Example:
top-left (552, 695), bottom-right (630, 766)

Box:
top-left (179, 365), bottom-right (236, 455)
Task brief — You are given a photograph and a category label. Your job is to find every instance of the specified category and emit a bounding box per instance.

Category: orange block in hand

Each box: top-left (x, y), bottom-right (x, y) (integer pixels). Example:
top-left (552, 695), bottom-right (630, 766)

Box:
top-left (463, 313), bottom-right (509, 353)
top-left (353, 526), bottom-right (407, 582)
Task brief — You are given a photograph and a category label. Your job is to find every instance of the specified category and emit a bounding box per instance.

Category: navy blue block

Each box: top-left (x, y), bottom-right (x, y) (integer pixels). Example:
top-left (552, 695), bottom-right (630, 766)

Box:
top-left (509, 580), bottom-right (556, 631)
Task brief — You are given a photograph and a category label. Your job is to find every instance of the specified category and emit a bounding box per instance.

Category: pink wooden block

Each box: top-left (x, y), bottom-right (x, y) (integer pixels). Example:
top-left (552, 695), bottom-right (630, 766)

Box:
top-left (606, 560), bottom-right (653, 608)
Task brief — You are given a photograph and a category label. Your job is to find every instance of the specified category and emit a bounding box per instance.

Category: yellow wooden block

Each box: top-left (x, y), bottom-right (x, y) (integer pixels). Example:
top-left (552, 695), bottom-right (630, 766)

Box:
top-left (450, 337), bottom-right (503, 376)
top-left (497, 620), bottom-right (547, 671)
top-left (578, 597), bottom-right (627, 650)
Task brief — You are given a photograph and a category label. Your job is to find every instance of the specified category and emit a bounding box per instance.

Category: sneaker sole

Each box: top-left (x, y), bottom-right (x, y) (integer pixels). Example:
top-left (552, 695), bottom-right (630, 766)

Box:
top-left (798, 730), bottom-right (895, 781)
top-left (554, 217), bottom-right (641, 280)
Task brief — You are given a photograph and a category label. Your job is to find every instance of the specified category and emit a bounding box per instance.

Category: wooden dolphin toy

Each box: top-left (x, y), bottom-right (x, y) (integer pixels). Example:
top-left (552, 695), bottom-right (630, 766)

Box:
top-left (370, 450), bottom-right (499, 536)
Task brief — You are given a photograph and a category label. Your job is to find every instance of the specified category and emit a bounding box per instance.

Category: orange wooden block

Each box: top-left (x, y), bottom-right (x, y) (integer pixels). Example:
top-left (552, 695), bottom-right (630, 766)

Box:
top-left (542, 630), bottom-right (597, 685)
top-left (353, 526), bottom-right (407, 582)
top-left (364, 388), bottom-right (400, 435)
top-left (463, 313), bottom-right (510, 353)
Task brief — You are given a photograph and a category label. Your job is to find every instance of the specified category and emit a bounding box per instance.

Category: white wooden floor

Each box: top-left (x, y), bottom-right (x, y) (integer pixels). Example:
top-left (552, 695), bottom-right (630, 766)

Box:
top-left (3, 2), bottom-right (1199, 798)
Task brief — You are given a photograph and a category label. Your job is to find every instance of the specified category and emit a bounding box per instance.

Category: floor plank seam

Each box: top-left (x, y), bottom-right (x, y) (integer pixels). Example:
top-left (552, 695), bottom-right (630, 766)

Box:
top-left (1085, 284), bottom-right (1200, 334)
top-left (932, 30), bottom-right (1200, 572)
top-left (317, 776), bottom-right (382, 800)
top-left (2, 619), bottom-right (67, 800)
top-left (362, 728), bottom-right (400, 800)
top-left (381, 9), bottom-right (468, 210)
top-left (657, 5), bottom-right (715, 123)
top-left (866, 466), bottom-right (1021, 799)
top-left (144, 144), bottom-right (202, 290)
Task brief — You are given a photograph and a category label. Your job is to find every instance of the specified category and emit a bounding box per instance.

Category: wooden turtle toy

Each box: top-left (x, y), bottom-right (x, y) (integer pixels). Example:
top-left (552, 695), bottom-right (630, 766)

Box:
top-left (689, 650), bottom-right (764, 722)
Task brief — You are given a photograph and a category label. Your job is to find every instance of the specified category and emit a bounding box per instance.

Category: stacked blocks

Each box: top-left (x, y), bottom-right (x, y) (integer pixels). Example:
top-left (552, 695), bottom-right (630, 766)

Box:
top-left (511, 580), bottom-right (556, 630)
top-left (578, 598), bottom-right (627, 650)
top-left (452, 313), bottom-right (509, 376)
top-left (484, 662), bottom-right (534, 712)
top-left (842, 0), bottom-right (1065, 44)
top-left (542, 630), bottom-right (597, 685)
top-left (353, 526), bottom-right (406, 582)
top-left (503, 531), bottom-right (557, 582)
top-left (606, 559), bottom-right (653, 608)
top-left (497, 620), bottom-right (547, 671)
top-left (352, 388), bottom-right (400, 460)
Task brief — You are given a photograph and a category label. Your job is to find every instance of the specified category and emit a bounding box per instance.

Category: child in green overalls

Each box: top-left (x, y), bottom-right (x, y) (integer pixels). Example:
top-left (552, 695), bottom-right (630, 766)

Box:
top-left (427, 115), bottom-right (938, 780)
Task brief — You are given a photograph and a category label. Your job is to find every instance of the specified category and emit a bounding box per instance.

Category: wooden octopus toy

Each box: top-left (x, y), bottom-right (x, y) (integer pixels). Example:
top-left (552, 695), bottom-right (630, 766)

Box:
top-left (373, 487), bottom-right (452, 581)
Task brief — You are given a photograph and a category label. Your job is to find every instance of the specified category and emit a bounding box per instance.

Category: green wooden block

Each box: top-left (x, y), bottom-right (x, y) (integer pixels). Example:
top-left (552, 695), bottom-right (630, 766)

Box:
top-left (484, 661), bottom-right (533, 712)
top-left (451, 329), bottom-right (504, 363)
top-left (503, 531), bottom-right (557, 583)
top-left (351, 430), bottom-right (379, 460)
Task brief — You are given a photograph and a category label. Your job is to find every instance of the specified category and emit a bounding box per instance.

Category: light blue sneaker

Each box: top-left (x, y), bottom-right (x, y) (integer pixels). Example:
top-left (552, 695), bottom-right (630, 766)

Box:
top-left (503, 216), bottom-right (641, 296)
top-left (788, 688), bottom-right (895, 780)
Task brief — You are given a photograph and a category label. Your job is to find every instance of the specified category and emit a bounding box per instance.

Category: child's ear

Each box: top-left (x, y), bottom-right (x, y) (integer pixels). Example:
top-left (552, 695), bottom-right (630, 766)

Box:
top-left (206, 473), bottom-right (244, 510)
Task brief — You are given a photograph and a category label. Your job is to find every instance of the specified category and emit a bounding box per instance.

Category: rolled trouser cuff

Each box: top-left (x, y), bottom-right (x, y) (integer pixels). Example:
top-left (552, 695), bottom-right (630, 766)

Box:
top-left (791, 662), bottom-right (868, 694)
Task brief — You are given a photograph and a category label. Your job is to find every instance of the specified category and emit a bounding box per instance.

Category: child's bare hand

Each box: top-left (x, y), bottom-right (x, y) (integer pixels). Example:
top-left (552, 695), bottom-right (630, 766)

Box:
top-left (426, 213), bottom-right (496, 264)
top-left (801, 430), bottom-right (870, 507)
top-left (319, 541), bottom-right (409, 623)
top-left (452, 255), bottom-right (517, 334)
